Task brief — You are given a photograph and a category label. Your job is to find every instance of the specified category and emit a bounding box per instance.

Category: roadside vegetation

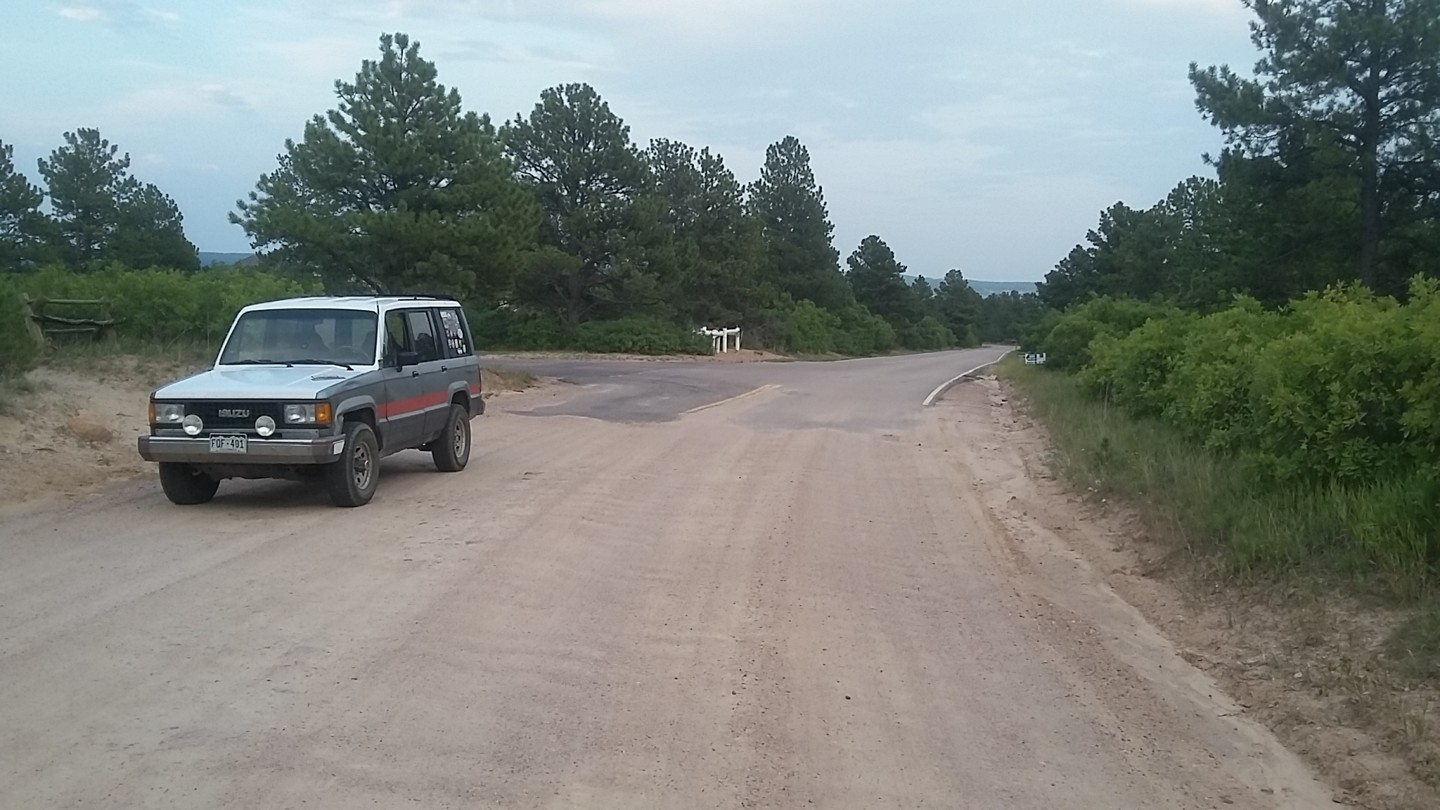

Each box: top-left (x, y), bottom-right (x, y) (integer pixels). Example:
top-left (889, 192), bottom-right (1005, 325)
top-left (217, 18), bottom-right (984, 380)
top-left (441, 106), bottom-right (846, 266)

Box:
top-left (1014, 0), bottom-right (1440, 602)
top-left (1000, 3), bottom-right (1440, 795)
top-left (1006, 283), bottom-right (1440, 599)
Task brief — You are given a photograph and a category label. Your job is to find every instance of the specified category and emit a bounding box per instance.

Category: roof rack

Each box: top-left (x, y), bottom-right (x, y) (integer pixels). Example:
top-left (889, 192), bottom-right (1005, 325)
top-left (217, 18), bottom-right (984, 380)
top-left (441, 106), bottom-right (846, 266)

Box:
top-left (302, 293), bottom-right (458, 301)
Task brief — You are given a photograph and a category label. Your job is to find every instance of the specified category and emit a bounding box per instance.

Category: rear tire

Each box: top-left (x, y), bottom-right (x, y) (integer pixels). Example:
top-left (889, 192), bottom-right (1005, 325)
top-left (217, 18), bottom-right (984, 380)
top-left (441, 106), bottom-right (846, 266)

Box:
top-left (158, 463), bottom-right (219, 505)
top-left (432, 403), bottom-right (471, 472)
top-left (326, 421), bottom-right (379, 507)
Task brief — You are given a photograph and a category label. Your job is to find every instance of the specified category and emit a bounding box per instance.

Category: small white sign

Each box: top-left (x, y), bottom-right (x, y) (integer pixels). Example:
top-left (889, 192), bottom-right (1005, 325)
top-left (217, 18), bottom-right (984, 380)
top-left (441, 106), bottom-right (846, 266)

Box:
top-left (1024, 353), bottom-right (1047, 366)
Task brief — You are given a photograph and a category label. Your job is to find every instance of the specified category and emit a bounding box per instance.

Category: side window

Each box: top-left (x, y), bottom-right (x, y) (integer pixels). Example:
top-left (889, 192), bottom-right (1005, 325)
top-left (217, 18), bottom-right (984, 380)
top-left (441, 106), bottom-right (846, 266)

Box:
top-left (438, 308), bottom-right (470, 358)
top-left (384, 311), bottom-right (409, 362)
top-left (406, 310), bottom-right (441, 363)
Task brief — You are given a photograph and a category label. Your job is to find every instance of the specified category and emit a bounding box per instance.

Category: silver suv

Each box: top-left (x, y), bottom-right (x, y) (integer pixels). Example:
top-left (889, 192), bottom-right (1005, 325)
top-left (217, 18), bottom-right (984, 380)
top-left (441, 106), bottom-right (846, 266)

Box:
top-left (138, 295), bottom-right (483, 507)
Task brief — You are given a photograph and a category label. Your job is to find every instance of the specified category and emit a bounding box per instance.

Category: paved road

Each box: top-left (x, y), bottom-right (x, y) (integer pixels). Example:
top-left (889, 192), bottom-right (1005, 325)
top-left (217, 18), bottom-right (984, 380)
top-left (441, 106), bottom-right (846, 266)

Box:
top-left (0, 349), bottom-right (1336, 809)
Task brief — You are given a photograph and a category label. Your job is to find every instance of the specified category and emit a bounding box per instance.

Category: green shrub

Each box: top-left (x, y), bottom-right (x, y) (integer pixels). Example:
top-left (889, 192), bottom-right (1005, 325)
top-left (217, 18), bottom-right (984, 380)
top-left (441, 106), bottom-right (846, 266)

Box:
top-left (1007, 357), bottom-right (1440, 599)
top-left (1039, 297), bottom-right (1173, 371)
top-left (1159, 297), bottom-right (1288, 452)
top-left (1020, 308), bottom-right (1062, 353)
top-left (784, 301), bottom-right (840, 354)
top-left (744, 308), bottom-right (795, 352)
top-left (832, 304), bottom-right (897, 355)
top-left (1245, 285), bottom-right (1422, 484)
top-left (1398, 277), bottom-right (1440, 469)
top-left (574, 317), bottom-right (713, 355)
top-left (1023, 277), bottom-right (1440, 596)
top-left (1078, 312), bottom-right (1198, 417)
top-left (467, 307), bottom-right (574, 350)
top-left (0, 277), bottom-right (40, 377)
top-left (16, 264), bottom-right (315, 345)
top-left (898, 315), bottom-right (956, 351)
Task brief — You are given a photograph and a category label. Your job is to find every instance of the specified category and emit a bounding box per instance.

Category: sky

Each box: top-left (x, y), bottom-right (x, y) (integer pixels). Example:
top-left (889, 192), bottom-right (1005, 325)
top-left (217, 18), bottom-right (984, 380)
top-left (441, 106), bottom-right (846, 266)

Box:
top-left (2, 0), bottom-right (1263, 282)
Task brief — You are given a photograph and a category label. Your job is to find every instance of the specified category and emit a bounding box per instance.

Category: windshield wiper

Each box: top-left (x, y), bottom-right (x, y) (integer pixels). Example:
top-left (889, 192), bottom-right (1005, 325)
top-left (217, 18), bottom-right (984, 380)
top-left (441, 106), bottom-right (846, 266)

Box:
top-left (225, 359), bottom-right (293, 366)
top-left (282, 358), bottom-right (355, 370)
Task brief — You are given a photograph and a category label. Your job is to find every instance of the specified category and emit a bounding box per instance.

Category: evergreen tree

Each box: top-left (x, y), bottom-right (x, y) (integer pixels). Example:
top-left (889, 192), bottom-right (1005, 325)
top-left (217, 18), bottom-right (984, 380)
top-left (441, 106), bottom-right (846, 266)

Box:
top-left (234, 32), bottom-right (538, 297)
top-left (936, 269), bottom-right (983, 346)
top-left (747, 136), bottom-right (849, 312)
top-left (644, 139), bottom-right (769, 325)
top-left (501, 83), bottom-right (647, 322)
top-left (37, 128), bottom-right (197, 271)
top-left (1190, 0), bottom-right (1440, 292)
top-left (846, 235), bottom-right (918, 328)
top-left (0, 140), bottom-right (49, 271)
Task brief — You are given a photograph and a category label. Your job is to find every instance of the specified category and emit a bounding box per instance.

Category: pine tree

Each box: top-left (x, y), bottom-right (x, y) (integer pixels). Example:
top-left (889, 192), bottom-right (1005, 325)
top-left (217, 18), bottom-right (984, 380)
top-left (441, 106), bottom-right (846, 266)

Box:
top-left (234, 32), bottom-right (539, 297)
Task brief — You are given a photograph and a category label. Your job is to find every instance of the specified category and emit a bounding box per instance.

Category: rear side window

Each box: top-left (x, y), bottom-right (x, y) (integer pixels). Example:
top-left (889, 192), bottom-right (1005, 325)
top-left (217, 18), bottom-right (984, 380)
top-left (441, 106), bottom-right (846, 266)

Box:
top-left (384, 311), bottom-right (407, 361)
top-left (438, 308), bottom-right (471, 358)
top-left (406, 310), bottom-right (441, 362)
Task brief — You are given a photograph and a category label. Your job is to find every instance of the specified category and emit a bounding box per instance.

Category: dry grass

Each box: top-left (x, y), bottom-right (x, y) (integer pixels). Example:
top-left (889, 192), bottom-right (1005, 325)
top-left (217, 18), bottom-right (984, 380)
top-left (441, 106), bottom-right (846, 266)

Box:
top-left (481, 367), bottom-right (538, 396)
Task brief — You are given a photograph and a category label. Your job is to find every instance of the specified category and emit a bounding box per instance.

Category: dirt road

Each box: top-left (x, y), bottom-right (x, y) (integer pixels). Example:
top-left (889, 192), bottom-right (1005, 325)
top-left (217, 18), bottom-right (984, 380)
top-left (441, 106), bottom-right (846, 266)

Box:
top-left (0, 350), bottom-right (1337, 808)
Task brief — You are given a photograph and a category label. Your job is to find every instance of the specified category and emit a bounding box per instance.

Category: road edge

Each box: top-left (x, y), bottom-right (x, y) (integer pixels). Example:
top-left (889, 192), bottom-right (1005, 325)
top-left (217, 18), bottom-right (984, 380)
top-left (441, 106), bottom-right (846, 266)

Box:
top-left (922, 350), bottom-right (1014, 407)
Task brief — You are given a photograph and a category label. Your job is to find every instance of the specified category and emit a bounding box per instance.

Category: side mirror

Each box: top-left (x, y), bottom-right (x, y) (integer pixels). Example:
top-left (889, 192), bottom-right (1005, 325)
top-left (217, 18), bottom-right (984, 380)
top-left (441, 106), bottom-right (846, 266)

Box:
top-left (395, 350), bottom-right (420, 369)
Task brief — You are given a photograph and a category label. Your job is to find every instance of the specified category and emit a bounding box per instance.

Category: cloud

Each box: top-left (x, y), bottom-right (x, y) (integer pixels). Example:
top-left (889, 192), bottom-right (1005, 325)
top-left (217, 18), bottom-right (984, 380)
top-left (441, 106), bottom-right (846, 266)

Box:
top-left (200, 84), bottom-right (251, 109)
top-left (299, 0), bottom-right (871, 44)
top-left (1117, 0), bottom-right (1249, 17)
top-left (56, 1), bottom-right (181, 28)
top-left (253, 35), bottom-right (369, 83)
top-left (108, 82), bottom-right (256, 120)
top-left (439, 39), bottom-right (612, 72)
top-left (59, 6), bottom-right (105, 22)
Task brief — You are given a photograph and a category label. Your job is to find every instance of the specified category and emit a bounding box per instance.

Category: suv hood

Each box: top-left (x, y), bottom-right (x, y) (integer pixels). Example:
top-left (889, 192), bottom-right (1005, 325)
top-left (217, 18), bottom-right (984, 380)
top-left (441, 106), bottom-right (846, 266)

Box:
top-left (154, 365), bottom-right (369, 401)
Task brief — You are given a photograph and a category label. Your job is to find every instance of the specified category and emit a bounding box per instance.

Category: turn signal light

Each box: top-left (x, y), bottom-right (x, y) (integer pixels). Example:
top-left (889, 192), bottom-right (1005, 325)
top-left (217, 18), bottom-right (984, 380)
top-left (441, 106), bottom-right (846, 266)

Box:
top-left (315, 402), bottom-right (333, 426)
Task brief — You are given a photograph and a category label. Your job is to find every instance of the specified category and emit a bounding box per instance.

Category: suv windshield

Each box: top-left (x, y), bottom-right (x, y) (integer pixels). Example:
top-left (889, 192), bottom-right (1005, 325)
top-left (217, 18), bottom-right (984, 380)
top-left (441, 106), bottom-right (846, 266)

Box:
top-left (218, 309), bottom-right (379, 367)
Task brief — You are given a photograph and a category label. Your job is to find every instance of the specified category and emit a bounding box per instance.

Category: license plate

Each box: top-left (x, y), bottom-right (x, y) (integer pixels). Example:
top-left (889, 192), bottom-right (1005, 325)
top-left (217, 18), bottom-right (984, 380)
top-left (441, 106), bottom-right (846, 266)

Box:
top-left (209, 435), bottom-right (248, 454)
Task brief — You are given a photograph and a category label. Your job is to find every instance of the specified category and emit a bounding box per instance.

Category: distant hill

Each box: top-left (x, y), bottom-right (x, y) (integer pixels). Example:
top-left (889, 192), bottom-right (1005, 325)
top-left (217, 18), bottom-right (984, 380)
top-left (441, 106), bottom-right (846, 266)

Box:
top-left (966, 279), bottom-right (1036, 296)
top-left (199, 251), bottom-right (257, 267)
top-left (904, 275), bottom-right (1037, 296)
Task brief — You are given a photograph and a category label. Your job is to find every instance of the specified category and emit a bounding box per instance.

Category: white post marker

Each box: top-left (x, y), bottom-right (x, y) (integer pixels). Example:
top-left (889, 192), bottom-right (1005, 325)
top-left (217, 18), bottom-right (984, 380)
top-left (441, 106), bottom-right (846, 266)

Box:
top-left (697, 326), bottom-right (742, 353)
top-left (922, 350), bottom-right (1015, 407)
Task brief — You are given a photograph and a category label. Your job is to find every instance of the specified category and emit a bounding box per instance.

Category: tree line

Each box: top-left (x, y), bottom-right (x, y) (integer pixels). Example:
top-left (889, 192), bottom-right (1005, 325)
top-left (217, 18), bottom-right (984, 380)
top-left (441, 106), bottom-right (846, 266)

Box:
top-left (1, 131), bottom-right (198, 273)
top-left (1036, 0), bottom-right (1440, 318)
top-left (1021, 1), bottom-right (1440, 591)
top-left (2, 32), bottom-right (1011, 355)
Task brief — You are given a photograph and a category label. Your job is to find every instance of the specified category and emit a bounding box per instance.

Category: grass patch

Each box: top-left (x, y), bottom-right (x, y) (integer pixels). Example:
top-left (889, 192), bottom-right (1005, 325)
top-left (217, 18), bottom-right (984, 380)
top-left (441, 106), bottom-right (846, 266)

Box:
top-left (482, 367), bottom-right (537, 395)
top-left (44, 335), bottom-right (215, 369)
top-left (1001, 356), bottom-right (1436, 600)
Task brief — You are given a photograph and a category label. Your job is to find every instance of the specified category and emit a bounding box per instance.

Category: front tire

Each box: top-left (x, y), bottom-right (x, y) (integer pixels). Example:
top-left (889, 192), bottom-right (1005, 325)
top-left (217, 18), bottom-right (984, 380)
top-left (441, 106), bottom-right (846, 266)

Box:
top-left (326, 421), bottom-right (380, 507)
top-left (158, 463), bottom-right (219, 505)
top-left (432, 403), bottom-right (471, 472)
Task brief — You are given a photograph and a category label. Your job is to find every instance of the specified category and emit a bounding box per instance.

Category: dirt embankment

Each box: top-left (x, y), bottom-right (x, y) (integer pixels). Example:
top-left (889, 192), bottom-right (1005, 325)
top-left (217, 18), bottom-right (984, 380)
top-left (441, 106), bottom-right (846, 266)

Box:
top-left (0, 359), bottom-right (182, 509)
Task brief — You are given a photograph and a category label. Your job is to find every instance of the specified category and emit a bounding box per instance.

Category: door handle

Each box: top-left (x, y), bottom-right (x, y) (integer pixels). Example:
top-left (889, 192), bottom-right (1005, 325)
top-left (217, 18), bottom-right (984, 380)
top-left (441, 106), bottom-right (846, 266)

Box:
top-left (440, 366), bottom-right (448, 372)
top-left (411, 370), bottom-right (420, 378)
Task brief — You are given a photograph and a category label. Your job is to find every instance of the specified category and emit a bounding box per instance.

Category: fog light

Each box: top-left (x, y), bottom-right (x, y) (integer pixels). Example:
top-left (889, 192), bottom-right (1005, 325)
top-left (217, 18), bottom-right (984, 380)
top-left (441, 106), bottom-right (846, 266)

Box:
top-left (182, 414), bottom-right (204, 436)
top-left (255, 415), bottom-right (277, 437)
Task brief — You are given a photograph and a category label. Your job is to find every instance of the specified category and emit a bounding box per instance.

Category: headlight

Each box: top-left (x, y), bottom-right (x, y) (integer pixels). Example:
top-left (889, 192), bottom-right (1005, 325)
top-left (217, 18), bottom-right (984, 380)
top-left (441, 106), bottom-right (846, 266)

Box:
top-left (151, 402), bottom-right (184, 425)
top-left (182, 414), bottom-right (204, 436)
top-left (255, 415), bottom-right (277, 437)
top-left (283, 403), bottom-right (332, 425)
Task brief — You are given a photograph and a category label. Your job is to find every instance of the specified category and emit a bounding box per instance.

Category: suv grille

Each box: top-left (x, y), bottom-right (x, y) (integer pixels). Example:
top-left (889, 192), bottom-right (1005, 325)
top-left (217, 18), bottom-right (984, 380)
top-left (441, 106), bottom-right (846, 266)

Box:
top-left (186, 401), bottom-right (284, 431)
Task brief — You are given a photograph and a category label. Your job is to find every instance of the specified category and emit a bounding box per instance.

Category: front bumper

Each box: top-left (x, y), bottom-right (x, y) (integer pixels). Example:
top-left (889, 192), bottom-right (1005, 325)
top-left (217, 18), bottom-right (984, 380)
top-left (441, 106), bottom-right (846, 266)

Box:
top-left (138, 435), bottom-right (344, 465)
